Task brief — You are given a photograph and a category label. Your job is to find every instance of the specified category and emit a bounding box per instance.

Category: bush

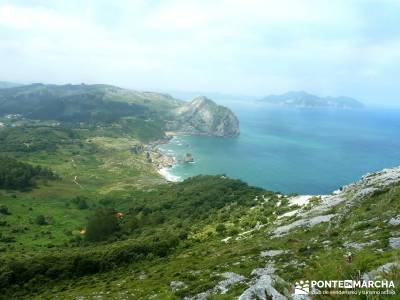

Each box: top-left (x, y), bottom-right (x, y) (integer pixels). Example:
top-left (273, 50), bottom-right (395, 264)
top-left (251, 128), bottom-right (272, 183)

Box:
top-left (71, 196), bottom-right (89, 210)
top-left (0, 233), bottom-right (181, 291)
top-left (0, 205), bottom-right (10, 215)
top-left (228, 228), bottom-right (239, 235)
top-left (0, 234), bottom-right (15, 243)
top-left (216, 224), bottom-right (226, 234)
top-left (85, 208), bottom-right (120, 242)
top-left (35, 215), bottom-right (47, 225)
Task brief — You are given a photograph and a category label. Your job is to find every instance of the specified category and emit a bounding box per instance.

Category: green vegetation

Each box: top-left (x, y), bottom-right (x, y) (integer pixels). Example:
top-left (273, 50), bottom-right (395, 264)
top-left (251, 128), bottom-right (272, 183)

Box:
top-left (71, 196), bottom-right (89, 210)
top-left (0, 156), bottom-right (57, 190)
top-left (0, 84), bottom-right (148, 122)
top-left (2, 174), bottom-right (399, 299)
top-left (0, 205), bottom-right (10, 215)
top-left (0, 84), bottom-right (181, 145)
top-left (0, 173), bottom-right (266, 298)
top-left (0, 126), bottom-right (75, 153)
top-left (35, 214), bottom-right (48, 225)
top-left (85, 208), bottom-right (120, 241)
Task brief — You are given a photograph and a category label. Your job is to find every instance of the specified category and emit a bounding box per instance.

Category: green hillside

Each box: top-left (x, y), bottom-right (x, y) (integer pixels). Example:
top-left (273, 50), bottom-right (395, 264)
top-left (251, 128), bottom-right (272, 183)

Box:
top-left (0, 84), bottom-right (399, 299)
top-left (1, 167), bottom-right (400, 299)
top-left (0, 83), bottom-right (180, 124)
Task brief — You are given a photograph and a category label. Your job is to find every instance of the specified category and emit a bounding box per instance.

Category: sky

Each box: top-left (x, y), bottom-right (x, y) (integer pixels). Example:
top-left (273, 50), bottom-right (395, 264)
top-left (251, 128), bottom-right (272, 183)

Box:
top-left (0, 0), bottom-right (399, 104)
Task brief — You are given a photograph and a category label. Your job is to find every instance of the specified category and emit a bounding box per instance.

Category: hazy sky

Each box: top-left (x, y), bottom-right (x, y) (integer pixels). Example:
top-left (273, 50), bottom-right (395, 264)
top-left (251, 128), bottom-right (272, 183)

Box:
top-left (0, 0), bottom-right (399, 104)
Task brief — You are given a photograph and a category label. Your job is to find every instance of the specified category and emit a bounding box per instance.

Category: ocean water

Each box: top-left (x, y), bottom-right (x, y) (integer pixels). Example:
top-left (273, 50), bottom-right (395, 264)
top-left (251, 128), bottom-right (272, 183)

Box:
top-left (159, 103), bottom-right (400, 194)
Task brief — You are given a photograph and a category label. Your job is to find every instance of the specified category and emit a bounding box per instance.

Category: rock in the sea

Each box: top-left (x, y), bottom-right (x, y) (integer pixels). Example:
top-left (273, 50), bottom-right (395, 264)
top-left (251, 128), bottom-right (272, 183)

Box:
top-left (167, 96), bottom-right (239, 137)
top-left (184, 153), bottom-right (194, 163)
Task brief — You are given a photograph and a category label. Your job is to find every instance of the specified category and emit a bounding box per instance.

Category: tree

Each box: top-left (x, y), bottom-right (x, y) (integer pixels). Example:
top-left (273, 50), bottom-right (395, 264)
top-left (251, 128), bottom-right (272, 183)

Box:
top-left (0, 156), bottom-right (57, 190)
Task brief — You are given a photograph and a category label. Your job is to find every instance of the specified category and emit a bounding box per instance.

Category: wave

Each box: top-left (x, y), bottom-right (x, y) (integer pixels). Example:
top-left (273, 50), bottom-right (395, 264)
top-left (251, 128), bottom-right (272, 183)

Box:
top-left (158, 167), bottom-right (182, 182)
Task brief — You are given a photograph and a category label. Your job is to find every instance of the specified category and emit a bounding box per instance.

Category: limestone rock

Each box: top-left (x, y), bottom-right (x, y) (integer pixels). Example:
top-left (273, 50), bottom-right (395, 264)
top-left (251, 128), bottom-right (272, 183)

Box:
top-left (167, 97), bottom-right (239, 137)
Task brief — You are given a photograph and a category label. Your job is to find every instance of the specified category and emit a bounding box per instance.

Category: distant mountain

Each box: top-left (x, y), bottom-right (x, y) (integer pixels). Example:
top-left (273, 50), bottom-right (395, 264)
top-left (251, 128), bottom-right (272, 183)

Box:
top-left (259, 91), bottom-right (364, 109)
top-left (0, 81), bottom-right (22, 89)
top-left (166, 96), bottom-right (240, 137)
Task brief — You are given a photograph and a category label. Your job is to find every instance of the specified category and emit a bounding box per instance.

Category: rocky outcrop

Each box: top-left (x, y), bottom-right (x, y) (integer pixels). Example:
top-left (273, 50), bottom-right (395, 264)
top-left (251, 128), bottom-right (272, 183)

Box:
top-left (238, 264), bottom-right (287, 300)
top-left (272, 166), bottom-right (400, 237)
top-left (167, 97), bottom-right (239, 137)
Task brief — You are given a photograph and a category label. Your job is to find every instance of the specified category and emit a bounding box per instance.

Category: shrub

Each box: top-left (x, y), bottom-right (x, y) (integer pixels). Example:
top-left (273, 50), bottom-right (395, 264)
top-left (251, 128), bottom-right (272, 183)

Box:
top-left (216, 224), bottom-right (226, 234)
top-left (0, 205), bottom-right (10, 215)
top-left (85, 208), bottom-right (120, 242)
top-left (0, 234), bottom-right (15, 243)
top-left (71, 196), bottom-right (89, 210)
top-left (228, 228), bottom-right (239, 235)
top-left (35, 215), bottom-right (47, 225)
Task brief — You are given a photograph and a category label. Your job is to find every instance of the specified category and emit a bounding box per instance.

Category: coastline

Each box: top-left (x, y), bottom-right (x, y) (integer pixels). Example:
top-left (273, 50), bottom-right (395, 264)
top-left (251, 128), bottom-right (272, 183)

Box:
top-left (157, 166), bottom-right (181, 182)
top-left (147, 134), bottom-right (182, 183)
top-left (149, 130), bottom-right (238, 183)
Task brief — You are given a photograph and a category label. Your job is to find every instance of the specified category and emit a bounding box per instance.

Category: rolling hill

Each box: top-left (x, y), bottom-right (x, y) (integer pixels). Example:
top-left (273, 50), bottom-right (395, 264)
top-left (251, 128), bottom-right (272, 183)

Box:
top-left (0, 83), bottom-right (238, 138)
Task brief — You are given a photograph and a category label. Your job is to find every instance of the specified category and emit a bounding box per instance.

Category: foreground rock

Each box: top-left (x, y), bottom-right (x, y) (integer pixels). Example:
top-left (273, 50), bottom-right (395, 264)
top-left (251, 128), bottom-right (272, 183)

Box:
top-left (238, 264), bottom-right (286, 300)
top-left (272, 166), bottom-right (400, 236)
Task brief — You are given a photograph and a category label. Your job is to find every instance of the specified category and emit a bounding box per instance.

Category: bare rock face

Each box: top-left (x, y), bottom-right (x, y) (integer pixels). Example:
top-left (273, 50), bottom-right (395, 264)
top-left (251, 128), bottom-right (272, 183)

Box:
top-left (167, 96), bottom-right (239, 137)
top-left (388, 215), bottom-right (400, 226)
top-left (389, 237), bottom-right (400, 249)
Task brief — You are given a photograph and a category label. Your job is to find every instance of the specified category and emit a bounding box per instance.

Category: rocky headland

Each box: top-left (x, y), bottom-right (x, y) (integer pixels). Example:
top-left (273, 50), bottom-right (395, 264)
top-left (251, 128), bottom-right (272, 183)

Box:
top-left (166, 96), bottom-right (240, 137)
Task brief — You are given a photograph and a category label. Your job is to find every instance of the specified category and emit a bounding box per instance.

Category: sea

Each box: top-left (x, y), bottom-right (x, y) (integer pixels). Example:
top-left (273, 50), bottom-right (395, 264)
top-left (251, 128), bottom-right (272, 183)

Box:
top-left (158, 102), bottom-right (400, 194)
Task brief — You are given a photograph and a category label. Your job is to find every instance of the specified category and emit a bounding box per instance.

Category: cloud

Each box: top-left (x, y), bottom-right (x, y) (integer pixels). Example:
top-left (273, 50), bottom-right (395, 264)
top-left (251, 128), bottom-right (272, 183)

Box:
top-left (0, 0), bottom-right (399, 103)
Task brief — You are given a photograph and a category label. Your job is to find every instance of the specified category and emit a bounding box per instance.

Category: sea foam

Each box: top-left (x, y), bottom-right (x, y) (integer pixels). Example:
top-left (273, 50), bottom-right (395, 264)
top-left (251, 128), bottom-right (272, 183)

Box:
top-left (158, 167), bottom-right (181, 182)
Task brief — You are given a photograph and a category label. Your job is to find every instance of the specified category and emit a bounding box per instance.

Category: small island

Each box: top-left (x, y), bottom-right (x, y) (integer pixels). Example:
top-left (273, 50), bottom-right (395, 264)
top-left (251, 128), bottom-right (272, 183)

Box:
top-left (183, 153), bottom-right (194, 163)
top-left (258, 91), bottom-right (364, 109)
